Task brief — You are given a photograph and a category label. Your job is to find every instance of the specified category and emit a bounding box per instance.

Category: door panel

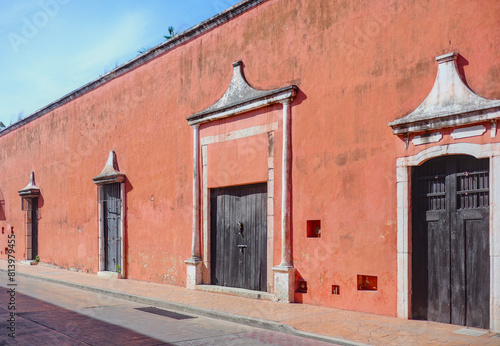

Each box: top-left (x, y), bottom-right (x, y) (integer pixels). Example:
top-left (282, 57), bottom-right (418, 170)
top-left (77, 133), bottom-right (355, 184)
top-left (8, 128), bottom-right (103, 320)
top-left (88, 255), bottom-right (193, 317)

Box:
top-left (427, 218), bottom-right (450, 324)
top-left (412, 155), bottom-right (489, 329)
top-left (464, 215), bottom-right (489, 329)
top-left (103, 183), bottom-right (121, 272)
top-left (31, 198), bottom-right (38, 259)
top-left (211, 183), bottom-right (267, 291)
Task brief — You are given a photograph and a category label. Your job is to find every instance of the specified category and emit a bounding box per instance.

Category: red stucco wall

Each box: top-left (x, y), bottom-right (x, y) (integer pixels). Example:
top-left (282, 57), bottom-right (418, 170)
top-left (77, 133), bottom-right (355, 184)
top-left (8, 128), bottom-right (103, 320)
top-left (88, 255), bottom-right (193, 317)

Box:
top-left (1, 0), bottom-right (499, 317)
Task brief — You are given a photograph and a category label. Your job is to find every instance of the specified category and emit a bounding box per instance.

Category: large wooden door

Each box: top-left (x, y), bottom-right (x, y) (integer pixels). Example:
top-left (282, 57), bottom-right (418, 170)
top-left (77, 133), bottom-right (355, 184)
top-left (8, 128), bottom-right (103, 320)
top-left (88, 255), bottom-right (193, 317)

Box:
top-left (210, 183), bottom-right (267, 292)
top-left (103, 183), bottom-right (121, 272)
top-left (412, 155), bottom-right (489, 329)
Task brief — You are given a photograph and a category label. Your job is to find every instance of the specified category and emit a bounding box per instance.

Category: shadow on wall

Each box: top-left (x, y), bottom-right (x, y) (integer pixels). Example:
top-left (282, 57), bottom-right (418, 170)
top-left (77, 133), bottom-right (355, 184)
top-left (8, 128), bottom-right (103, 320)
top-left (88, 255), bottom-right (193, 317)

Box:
top-left (0, 189), bottom-right (5, 221)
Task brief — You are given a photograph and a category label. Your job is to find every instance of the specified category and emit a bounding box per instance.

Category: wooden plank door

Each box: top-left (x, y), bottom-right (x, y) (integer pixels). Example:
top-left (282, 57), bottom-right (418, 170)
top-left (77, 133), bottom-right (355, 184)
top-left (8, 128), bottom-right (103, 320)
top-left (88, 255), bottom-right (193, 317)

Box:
top-left (210, 183), bottom-right (267, 292)
top-left (31, 198), bottom-right (38, 259)
top-left (25, 197), bottom-right (39, 260)
top-left (103, 183), bottom-right (121, 272)
top-left (412, 155), bottom-right (489, 329)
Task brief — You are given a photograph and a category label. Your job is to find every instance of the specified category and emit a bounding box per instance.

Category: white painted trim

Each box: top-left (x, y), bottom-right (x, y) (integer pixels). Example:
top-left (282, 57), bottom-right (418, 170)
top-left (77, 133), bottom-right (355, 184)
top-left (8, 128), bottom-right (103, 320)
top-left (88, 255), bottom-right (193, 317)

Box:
top-left (200, 122), bottom-right (278, 145)
top-left (396, 142), bottom-right (500, 332)
top-left (188, 91), bottom-right (295, 125)
top-left (190, 124), bottom-right (201, 260)
top-left (390, 53), bottom-right (500, 135)
top-left (200, 124), bottom-right (276, 294)
top-left (120, 181), bottom-right (126, 278)
top-left (412, 132), bottom-right (442, 146)
top-left (187, 61), bottom-right (297, 126)
top-left (280, 100), bottom-right (292, 267)
top-left (98, 186), bottom-right (104, 272)
top-left (202, 144), bottom-right (210, 283)
top-left (451, 125), bottom-right (486, 139)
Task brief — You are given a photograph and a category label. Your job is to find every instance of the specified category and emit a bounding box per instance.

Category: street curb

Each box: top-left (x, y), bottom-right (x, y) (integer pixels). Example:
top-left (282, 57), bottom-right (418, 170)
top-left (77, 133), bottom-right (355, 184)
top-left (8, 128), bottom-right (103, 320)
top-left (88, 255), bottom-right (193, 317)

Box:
top-left (0, 268), bottom-right (367, 346)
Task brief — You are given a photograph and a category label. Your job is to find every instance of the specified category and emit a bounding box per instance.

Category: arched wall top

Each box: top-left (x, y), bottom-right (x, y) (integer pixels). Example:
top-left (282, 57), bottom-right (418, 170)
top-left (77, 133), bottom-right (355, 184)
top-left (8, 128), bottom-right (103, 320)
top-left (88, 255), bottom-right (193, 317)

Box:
top-left (397, 142), bottom-right (500, 167)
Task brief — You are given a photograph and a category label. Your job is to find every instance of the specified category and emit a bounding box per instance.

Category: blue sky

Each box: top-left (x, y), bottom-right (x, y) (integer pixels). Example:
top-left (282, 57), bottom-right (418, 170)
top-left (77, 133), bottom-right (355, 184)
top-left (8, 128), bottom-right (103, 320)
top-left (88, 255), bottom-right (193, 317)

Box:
top-left (0, 0), bottom-right (241, 127)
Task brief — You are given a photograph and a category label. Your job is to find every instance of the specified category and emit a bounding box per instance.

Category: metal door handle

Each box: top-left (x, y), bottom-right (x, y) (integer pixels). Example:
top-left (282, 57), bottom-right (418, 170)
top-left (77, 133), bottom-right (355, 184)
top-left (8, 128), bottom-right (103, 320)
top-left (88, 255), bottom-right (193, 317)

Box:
top-left (237, 244), bottom-right (247, 253)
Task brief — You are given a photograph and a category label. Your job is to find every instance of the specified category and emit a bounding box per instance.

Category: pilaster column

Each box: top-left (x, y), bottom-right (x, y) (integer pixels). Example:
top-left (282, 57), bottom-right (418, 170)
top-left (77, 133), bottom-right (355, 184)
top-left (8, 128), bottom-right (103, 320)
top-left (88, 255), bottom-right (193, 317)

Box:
top-left (273, 99), bottom-right (295, 302)
top-left (280, 99), bottom-right (292, 267)
top-left (185, 124), bottom-right (202, 288)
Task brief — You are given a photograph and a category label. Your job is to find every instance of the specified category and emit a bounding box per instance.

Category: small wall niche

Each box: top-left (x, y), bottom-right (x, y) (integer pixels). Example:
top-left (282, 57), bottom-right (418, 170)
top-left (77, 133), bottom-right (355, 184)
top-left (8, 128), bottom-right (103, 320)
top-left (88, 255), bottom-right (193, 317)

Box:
top-left (11, 227), bottom-right (14, 234)
top-left (357, 275), bottom-right (377, 291)
top-left (332, 285), bottom-right (340, 295)
top-left (307, 220), bottom-right (321, 238)
top-left (296, 280), bottom-right (308, 293)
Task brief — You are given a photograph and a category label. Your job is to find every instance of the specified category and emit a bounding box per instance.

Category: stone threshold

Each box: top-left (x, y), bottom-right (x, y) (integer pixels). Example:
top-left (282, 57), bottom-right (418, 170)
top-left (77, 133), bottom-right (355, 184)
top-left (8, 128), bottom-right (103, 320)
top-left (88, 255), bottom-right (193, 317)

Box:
top-left (195, 284), bottom-right (273, 301)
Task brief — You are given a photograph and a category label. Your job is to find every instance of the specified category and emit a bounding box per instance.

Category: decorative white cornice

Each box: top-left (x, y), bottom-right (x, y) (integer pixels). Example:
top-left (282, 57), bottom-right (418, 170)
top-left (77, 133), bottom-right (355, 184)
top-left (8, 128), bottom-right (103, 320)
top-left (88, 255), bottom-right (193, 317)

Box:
top-left (187, 61), bottom-right (298, 126)
top-left (18, 172), bottom-right (40, 197)
top-left (93, 151), bottom-right (126, 185)
top-left (390, 52), bottom-right (500, 135)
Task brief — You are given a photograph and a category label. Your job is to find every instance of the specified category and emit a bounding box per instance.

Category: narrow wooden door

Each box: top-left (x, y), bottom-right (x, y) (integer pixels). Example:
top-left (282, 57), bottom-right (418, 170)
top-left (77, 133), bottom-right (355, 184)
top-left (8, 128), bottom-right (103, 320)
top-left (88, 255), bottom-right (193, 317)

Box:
top-left (412, 155), bottom-right (489, 329)
top-left (31, 198), bottom-right (38, 259)
top-left (103, 183), bottom-right (121, 272)
top-left (210, 183), bottom-right (267, 292)
top-left (26, 197), bottom-right (39, 259)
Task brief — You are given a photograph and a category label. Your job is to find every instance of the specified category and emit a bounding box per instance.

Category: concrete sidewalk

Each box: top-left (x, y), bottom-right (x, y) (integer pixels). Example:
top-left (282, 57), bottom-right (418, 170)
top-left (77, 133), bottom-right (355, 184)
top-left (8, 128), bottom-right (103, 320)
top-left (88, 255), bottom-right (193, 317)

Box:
top-left (1, 260), bottom-right (498, 345)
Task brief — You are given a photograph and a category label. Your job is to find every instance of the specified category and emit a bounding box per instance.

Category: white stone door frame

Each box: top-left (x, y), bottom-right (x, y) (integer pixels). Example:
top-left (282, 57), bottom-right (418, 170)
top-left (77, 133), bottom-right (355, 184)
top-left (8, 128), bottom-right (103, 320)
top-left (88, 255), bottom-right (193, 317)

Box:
top-left (93, 151), bottom-right (126, 279)
top-left (396, 142), bottom-right (500, 332)
top-left (185, 61), bottom-right (298, 302)
top-left (200, 123), bottom-right (277, 292)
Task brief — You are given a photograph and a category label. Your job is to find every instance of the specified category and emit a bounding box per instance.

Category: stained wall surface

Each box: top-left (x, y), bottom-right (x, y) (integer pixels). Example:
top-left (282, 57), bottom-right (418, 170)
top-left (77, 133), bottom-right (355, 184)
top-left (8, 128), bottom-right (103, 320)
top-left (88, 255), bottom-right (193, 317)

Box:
top-left (0, 0), bottom-right (499, 317)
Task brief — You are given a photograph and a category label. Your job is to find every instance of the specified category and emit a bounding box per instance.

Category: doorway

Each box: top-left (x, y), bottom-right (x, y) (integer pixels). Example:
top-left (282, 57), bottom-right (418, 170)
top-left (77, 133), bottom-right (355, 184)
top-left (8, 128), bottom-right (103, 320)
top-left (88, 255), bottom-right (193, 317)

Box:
top-left (412, 155), bottom-right (489, 329)
top-left (210, 183), bottom-right (267, 291)
top-left (101, 183), bottom-right (121, 272)
top-left (25, 198), bottom-right (38, 260)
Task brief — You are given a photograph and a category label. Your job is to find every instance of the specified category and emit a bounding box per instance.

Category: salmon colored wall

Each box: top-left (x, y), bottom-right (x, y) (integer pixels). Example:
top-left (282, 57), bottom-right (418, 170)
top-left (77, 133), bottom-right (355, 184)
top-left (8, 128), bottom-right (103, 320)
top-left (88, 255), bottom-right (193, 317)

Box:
top-left (1, 0), bottom-right (499, 317)
top-left (206, 133), bottom-right (269, 188)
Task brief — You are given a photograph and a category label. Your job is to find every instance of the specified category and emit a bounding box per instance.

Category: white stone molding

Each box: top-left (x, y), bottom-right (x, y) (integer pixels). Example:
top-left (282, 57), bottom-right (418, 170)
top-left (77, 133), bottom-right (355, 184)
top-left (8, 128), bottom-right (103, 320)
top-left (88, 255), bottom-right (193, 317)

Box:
top-left (187, 61), bottom-right (297, 126)
top-left (18, 172), bottom-right (41, 198)
top-left (120, 181), bottom-right (126, 278)
top-left (412, 132), bottom-right (442, 145)
top-left (19, 172), bottom-right (41, 261)
top-left (200, 122), bottom-right (278, 145)
top-left (200, 126), bottom-right (276, 292)
top-left (186, 62), bottom-right (297, 301)
top-left (272, 99), bottom-right (295, 302)
top-left (451, 125), bottom-right (486, 139)
top-left (93, 151), bottom-right (126, 278)
top-left (390, 52), bottom-right (500, 135)
top-left (185, 124), bottom-right (203, 288)
top-left (92, 151), bottom-right (126, 185)
top-left (396, 143), bottom-right (500, 332)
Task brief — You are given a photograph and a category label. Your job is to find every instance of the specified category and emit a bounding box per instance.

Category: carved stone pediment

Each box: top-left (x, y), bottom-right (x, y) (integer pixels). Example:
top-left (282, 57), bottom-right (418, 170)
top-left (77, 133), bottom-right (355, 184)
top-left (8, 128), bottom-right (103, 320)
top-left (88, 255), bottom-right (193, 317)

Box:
top-left (18, 172), bottom-right (40, 198)
top-left (390, 53), bottom-right (500, 135)
top-left (187, 61), bottom-right (297, 125)
top-left (93, 151), bottom-right (125, 185)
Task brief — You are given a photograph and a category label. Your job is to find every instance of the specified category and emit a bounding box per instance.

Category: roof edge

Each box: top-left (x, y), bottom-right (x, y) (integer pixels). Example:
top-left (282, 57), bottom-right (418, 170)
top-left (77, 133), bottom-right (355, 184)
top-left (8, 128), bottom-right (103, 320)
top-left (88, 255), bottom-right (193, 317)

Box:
top-left (0, 0), bottom-right (268, 138)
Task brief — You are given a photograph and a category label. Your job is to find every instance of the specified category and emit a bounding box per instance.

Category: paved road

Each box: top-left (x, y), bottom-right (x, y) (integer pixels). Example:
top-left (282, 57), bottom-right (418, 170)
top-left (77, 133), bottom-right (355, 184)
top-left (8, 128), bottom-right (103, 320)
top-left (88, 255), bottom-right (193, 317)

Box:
top-left (0, 275), bottom-right (334, 345)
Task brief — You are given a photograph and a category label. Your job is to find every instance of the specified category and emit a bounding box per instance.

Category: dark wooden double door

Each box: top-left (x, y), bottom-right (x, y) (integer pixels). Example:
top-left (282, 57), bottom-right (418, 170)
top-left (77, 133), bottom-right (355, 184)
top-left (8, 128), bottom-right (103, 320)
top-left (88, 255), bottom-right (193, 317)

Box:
top-left (412, 155), bottom-right (489, 329)
top-left (102, 183), bottom-right (121, 272)
top-left (210, 183), bottom-right (267, 292)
